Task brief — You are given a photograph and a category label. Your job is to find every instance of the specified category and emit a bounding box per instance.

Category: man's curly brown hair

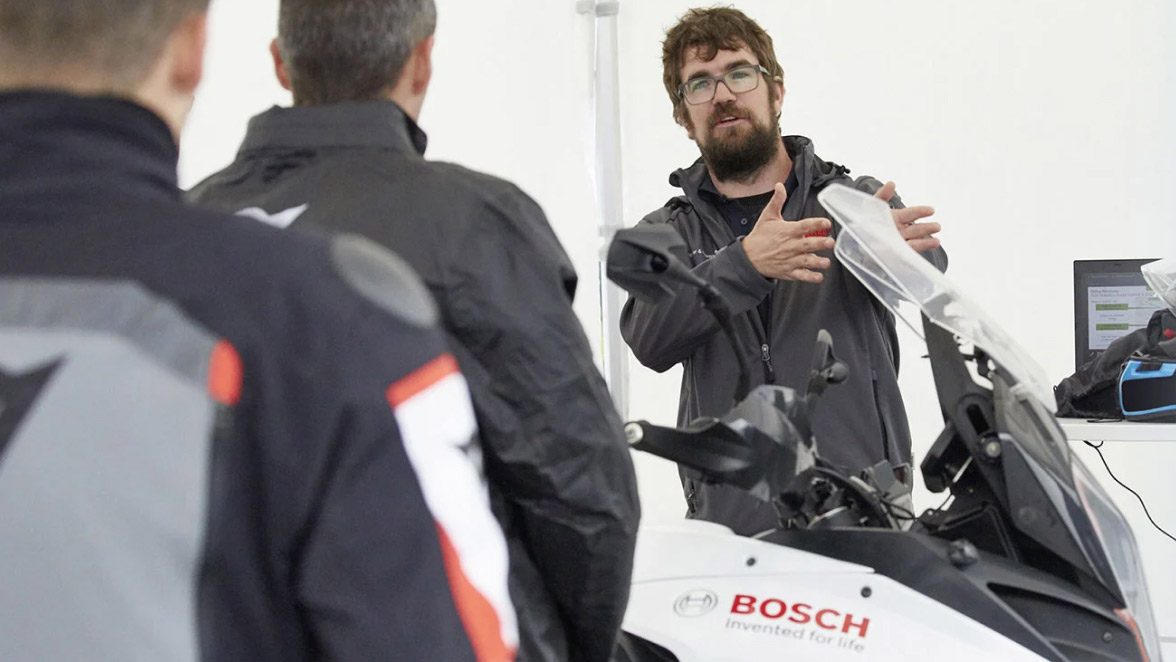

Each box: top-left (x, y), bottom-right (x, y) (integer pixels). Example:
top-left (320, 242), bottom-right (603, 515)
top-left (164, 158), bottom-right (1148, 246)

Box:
top-left (662, 6), bottom-right (784, 126)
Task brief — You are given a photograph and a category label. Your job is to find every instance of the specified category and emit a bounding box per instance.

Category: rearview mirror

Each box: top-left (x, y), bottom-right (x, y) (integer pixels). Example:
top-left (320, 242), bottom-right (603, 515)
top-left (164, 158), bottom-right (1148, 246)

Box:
top-left (606, 225), bottom-right (691, 303)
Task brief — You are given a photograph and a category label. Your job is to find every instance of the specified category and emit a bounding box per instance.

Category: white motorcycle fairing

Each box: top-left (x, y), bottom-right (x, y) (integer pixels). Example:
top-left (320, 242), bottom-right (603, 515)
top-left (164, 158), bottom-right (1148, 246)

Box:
top-left (624, 521), bottom-right (1050, 662)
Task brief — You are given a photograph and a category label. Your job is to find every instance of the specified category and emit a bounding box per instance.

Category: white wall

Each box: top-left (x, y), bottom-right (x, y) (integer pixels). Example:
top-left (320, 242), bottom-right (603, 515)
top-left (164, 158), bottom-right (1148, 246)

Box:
top-left (180, 1), bottom-right (285, 188)
top-left (181, 0), bottom-right (1176, 539)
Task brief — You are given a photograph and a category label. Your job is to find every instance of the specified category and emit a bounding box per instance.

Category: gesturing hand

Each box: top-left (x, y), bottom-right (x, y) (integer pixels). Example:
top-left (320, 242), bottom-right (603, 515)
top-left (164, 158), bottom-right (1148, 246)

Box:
top-left (873, 181), bottom-right (940, 254)
top-left (742, 183), bottom-right (836, 283)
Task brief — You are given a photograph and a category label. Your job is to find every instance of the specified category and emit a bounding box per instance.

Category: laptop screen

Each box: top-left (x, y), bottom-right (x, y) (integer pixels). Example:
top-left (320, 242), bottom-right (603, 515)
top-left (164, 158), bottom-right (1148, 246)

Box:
top-left (1073, 258), bottom-right (1163, 371)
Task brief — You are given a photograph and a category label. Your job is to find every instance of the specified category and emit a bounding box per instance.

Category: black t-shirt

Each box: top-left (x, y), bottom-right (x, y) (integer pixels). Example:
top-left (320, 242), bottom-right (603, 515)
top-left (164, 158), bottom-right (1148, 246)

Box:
top-left (726, 168), bottom-right (800, 238)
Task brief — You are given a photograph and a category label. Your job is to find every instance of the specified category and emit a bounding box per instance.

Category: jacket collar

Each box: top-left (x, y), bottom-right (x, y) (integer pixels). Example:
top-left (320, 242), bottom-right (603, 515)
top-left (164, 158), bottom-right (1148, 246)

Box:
top-left (669, 135), bottom-right (847, 206)
top-left (239, 100), bottom-right (428, 156)
top-left (0, 90), bottom-right (179, 204)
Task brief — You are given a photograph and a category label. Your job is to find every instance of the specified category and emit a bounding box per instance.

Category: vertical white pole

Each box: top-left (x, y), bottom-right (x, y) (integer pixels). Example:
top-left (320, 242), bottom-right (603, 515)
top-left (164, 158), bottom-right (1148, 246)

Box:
top-left (578, 0), bottom-right (628, 418)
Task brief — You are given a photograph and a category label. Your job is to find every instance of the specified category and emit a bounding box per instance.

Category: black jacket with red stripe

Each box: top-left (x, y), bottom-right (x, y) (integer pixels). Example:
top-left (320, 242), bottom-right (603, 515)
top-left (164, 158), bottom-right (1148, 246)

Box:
top-left (189, 101), bottom-right (641, 662)
top-left (0, 91), bottom-right (515, 661)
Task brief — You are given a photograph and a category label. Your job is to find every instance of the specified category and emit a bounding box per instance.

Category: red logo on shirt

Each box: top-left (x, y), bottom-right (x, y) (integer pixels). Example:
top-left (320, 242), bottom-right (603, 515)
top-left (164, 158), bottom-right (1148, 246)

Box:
top-left (804, 229), bottom-right (831, 238)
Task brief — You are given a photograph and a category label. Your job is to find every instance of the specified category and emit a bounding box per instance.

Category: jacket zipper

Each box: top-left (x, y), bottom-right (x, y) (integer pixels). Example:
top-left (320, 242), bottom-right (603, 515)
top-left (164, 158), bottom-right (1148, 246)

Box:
top-left (756, 288), bottom-right (776, 384)
top-left (871, 369), bottom-right (892, 462)
top-left (698, 197), bottom-right (777, 386)
top-left (761, 343), bottom-right (776, 384)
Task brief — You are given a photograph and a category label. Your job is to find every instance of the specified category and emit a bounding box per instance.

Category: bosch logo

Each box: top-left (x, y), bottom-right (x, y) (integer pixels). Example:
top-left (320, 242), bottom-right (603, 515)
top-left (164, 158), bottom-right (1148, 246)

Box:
top-left (674, 589), bottom-right (719, 617)
top-left (729, 594), bottom-right (871, 638)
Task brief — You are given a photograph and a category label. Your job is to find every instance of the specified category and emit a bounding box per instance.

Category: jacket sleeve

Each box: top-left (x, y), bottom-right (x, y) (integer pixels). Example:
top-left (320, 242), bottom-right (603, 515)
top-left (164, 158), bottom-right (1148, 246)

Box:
top-left (293, 294), bottom-right (516, 662)
top-left (852, 176), bottom-right (949, 273)
top-left (620, 211), bottom-right (775, 373)
top-left (444, 188), bottom-right (640, 662)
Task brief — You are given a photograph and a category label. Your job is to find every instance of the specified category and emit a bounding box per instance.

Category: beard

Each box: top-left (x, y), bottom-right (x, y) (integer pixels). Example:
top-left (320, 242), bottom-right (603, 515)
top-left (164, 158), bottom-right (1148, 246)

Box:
top-left (695, 101), bottom-right (781, 183)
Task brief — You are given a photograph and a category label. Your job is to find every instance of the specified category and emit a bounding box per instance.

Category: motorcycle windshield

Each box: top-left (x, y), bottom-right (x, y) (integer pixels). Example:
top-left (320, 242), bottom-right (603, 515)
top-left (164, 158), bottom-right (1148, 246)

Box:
top-left (819, 184), bottom-right (1162, 661)
top-left (1141, 257), bottom-right (1176, 316)
top-left (817, 185), bottom-right (1055, 413)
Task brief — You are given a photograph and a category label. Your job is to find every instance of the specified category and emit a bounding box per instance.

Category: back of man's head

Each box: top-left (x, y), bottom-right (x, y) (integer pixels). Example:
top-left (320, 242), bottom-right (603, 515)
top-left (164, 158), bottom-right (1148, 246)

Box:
top-left (662, 6), bottom-right (784, 125)
top-left (0, 0), bottom-right (209, 92)
top-left (278, 0), bottom-right (437, 106)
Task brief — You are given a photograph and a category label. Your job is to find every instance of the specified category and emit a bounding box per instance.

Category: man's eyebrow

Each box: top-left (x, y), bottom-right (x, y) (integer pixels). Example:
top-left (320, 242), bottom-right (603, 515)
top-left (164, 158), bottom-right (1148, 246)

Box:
top-left (684, 58), bottom-right (755, 81)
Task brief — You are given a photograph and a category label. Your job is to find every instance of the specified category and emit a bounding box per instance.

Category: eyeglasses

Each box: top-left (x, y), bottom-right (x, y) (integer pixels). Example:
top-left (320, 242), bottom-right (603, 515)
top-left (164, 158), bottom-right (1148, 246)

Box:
top-left (678, 64), bottom-right (772, 105)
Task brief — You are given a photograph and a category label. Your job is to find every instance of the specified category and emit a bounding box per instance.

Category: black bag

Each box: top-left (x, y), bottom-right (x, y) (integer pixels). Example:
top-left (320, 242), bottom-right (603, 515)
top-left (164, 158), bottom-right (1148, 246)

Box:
top-left (1055, 309), bottom-right (1176, 419)
top-left (1119, 355), bottom-right (1176, 421)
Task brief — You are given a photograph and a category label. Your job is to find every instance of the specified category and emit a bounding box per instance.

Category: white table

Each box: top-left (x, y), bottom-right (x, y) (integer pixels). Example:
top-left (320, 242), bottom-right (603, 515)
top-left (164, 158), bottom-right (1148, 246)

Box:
top-left (1059, 420), bottom-right (1176, 443)
top-left (1058, 420), bottom-right (1176, 660)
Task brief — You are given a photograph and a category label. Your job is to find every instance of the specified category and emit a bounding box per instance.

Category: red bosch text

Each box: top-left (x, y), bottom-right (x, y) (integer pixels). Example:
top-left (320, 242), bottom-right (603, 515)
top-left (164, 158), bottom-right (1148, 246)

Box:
top-left (730, 594), bottom-right (870, 638)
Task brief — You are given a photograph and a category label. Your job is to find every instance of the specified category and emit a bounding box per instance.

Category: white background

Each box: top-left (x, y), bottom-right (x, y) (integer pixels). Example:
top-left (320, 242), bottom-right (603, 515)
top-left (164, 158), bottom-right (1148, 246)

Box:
top-left (181, 0), bottom-right (1175, 642)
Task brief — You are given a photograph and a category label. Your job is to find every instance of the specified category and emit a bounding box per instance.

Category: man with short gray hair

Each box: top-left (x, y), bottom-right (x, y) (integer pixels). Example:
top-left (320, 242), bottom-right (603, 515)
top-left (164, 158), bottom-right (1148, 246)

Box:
top-left (188, 2), bottom-right (641, 661)
top-left (0, 1), bottom-right (516, 660)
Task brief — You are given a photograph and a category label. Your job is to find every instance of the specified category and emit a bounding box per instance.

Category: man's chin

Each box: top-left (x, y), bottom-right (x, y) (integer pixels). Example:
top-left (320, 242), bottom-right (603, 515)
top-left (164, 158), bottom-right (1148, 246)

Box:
top-left (707, 121), bottom-right (750, 137)
top-left (697, 125), bottom-right (782, 183)
top-left (702, 128), bottom-right (752, 150)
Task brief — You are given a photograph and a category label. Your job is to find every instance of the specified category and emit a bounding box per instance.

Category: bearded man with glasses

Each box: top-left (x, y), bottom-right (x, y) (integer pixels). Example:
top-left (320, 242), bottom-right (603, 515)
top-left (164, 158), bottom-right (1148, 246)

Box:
top-left (621, 6), bottom-right (949, 537)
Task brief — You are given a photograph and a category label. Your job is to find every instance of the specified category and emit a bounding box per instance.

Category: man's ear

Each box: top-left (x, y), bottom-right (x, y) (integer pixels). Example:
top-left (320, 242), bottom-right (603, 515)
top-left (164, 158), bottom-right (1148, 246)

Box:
top-left (270, 38), bottom-right (292, 91)
top-left (170, 12), bottom-right (207, 95)
top-left (409, 35), bottom-right (434, 95)
top-left (771, 80), bottom-right (785, 117)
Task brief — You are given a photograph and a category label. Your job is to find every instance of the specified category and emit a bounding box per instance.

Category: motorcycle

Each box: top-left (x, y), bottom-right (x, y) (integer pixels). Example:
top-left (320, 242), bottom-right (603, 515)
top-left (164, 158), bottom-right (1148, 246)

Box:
top-left (606, 184), bottom-right (1163, 661)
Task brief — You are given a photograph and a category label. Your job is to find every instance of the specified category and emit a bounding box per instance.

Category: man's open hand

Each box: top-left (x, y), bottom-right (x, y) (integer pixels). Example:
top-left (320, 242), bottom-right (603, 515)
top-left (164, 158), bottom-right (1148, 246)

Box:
top-left (743, 183), bottom-right (836, 282)
top-left (873, 181), bottom-right (940, 253)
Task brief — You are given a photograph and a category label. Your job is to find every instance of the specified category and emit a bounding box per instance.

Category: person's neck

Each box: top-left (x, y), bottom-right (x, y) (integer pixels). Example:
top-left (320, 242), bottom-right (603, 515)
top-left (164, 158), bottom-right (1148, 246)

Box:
top-left (710, 143), bottom-right (793, 199)
top-left (386, 88), bottom-right (423, 122)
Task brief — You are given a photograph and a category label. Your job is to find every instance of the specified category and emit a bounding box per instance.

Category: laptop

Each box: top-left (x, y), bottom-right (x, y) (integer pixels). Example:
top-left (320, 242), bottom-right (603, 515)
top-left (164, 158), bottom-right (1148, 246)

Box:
top-left (1073, 259), bottom-right (1163, 371)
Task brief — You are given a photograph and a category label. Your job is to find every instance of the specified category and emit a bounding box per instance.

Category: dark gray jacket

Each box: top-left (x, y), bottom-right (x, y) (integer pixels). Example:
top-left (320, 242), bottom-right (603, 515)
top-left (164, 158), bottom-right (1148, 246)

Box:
top-left (620, 136), bottom-right (947, 537)
top-left (189, 101), bottom-right (640, 662)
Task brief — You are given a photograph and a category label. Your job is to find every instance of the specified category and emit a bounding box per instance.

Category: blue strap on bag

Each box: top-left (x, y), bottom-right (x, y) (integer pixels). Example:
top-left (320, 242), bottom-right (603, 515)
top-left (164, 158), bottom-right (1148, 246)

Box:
top-left (1119, 356), bottom-right (1176, 422)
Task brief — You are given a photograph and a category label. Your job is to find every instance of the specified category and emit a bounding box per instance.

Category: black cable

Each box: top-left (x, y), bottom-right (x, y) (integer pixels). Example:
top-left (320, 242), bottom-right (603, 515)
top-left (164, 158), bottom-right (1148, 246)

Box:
top-left (934, 491), bottom-right (953, 512)
top-left (928, 457), bottom-right (971, 515)
top-left (879, 496), bottom-right (918, 522)
top-left (1083, 441), bottom-right (1176, 544)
